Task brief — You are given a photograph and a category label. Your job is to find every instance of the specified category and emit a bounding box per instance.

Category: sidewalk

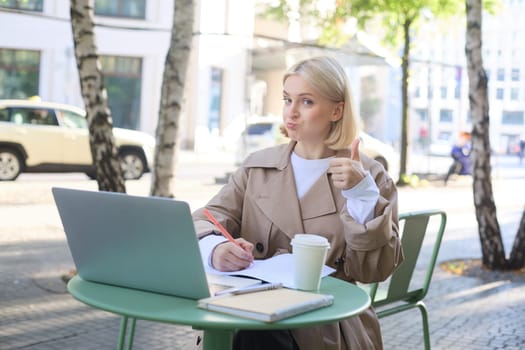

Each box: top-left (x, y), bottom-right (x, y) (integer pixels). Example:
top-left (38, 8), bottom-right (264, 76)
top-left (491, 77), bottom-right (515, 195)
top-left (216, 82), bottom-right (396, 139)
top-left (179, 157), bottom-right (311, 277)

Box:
top-left (1, 151), bottom-right (524, 349)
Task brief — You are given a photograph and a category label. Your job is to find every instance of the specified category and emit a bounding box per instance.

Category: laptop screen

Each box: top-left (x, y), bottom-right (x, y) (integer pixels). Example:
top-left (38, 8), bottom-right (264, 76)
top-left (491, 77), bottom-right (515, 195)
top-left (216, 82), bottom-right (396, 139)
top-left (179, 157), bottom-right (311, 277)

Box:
top-left (52, 187), bottom-right (212, 299)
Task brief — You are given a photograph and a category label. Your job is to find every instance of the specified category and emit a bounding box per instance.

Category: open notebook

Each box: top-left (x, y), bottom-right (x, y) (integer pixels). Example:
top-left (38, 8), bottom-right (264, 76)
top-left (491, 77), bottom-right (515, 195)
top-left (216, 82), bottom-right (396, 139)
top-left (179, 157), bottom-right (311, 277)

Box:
top-left (206, 253), bottom-right (335, 289)
top-left (52, 187), bottom-right (260, 300)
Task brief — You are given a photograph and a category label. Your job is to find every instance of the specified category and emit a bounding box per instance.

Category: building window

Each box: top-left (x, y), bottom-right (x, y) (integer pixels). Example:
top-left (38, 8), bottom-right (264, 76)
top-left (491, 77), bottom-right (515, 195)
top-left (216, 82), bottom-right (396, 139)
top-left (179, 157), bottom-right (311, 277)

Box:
top-left (100, 55), bottom-right (142, 130)
top-left (427, 87), bottom-right (433, 99)
top-left (0, 0), bottom-right (42, 11)
top-left (439, 109), bottom-right (453, 123)
top-left (454, 67), bottom-right (462, 99)
top-left (501, 111), bottom-right (524, 125)
top-left (497, 68), bottom-right (505, 81)
top-left (454, 84), bottom-right (461, 99)
top-left (414, 86), bottom-right (421, 98)
top-left (438, 131), bottom-right (452, 142)
top-left (415, 109), bottom-right (428, 121)
top-left (95, 0), bottom-right (146, 19)
top-left (511, 88), bottom-right (519, 101)
top-left (0, 48), bottom-right (40, 99)
top-left (496, 88), bottom-right (504, 100)
top-left (511, 68), bottom-right (520, 81)
top-left (440, 86), bottom-right (447, 99)
top-left (208, 67), bottom-right (223, 134)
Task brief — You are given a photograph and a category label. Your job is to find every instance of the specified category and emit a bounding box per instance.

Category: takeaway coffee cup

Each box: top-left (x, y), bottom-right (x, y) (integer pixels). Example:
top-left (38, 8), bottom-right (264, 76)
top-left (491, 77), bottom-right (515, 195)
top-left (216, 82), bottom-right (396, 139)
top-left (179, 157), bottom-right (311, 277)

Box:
top-left (291, 234), bottom-right (330, 291)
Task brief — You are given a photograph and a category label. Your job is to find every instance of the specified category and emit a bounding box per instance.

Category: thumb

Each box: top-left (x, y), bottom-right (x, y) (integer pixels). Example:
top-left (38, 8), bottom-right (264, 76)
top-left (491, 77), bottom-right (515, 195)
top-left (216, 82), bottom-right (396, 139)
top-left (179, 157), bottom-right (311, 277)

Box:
top-left (351, 138), bottom-right (361, 161)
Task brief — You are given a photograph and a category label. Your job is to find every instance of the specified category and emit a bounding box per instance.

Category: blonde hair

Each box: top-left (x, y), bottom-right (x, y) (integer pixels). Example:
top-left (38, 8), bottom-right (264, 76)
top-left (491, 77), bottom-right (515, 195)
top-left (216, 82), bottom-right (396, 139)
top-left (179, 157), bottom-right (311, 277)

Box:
top-left (283, 56), bottom-right (359, 150)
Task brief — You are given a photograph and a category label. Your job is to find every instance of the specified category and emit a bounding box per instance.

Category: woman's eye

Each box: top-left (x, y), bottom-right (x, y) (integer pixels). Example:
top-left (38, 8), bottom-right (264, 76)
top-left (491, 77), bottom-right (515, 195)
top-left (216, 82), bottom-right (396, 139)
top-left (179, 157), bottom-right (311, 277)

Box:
top-left (303, 99), bottom-right (314, 106)
top-left (283, 97), bottom-right (292, 104)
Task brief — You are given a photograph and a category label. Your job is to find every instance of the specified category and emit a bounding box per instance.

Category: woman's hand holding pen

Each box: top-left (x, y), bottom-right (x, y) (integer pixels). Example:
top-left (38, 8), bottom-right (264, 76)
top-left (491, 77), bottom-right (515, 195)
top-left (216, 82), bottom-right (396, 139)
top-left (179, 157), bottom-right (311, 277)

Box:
top-left (212, 238), bottom-right (254, 271)
top-left (202, 208), bottom-right (254, 271)
top-left (328, 138), bottom-right (366, 190)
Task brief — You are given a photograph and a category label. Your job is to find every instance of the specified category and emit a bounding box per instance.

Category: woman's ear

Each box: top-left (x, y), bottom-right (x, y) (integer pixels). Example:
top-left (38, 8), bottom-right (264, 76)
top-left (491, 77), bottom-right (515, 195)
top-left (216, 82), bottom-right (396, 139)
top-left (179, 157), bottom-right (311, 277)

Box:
top-left (331, 102), bottom-right (344, 122)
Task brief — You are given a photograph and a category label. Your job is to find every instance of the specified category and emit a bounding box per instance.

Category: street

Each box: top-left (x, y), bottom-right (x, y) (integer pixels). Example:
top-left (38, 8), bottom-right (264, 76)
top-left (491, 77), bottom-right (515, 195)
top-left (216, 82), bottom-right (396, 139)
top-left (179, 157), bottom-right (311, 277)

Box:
top-left (1, 150), bottom-right (524, 349)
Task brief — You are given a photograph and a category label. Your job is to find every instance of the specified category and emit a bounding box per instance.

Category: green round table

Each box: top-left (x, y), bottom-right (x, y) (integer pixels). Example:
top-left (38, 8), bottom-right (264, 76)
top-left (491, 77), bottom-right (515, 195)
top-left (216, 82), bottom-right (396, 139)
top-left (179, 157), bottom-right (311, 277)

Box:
top-left (68, 275), bottom-right (371, 350)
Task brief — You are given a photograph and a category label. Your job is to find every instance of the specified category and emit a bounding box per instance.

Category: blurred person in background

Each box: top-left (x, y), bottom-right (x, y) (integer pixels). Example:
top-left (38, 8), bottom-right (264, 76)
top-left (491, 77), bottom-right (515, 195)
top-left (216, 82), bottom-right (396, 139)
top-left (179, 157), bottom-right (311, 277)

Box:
top-left (444, 131), bottom-right (472, 185)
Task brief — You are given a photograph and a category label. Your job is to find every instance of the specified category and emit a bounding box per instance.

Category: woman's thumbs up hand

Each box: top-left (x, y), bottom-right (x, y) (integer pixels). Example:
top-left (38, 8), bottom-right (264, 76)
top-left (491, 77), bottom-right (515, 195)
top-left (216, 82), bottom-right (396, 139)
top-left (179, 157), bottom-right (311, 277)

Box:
top-left (328, 138), bottom-right (366, 190)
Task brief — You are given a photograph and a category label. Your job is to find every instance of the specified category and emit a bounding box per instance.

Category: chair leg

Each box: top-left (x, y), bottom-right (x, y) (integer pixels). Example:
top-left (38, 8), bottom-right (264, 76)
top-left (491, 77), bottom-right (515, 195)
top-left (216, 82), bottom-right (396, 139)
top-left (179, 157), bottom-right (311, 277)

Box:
top-left (417, 302), bottom-right (430, 350)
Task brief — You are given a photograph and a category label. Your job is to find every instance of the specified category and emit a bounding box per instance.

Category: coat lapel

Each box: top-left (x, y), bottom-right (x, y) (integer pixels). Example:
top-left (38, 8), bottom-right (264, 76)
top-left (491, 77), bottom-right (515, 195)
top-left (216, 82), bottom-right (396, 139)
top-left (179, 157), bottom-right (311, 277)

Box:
top-left (252, 162), bottom-right (305, 240)
top-left (246, 142), bottom-right (304, 240)
top-left (299, 173), bottom-right (338, 219)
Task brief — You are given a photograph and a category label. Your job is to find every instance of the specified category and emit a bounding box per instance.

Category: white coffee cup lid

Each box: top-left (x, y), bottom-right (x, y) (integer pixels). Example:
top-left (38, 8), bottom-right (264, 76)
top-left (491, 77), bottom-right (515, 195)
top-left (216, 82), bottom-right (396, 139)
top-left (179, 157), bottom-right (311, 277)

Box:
top-left (291, 234), bottom-right (330, 248)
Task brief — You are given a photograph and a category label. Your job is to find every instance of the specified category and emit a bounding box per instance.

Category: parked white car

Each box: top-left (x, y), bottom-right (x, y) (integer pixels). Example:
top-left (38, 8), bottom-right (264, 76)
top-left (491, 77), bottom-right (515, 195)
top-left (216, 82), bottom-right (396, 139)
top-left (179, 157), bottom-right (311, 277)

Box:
top-left (0, 99), bottom-right (155, 181)
top-left (358, 132), bottom-right (400, 180)
top-left (235, 116), bottom-right (286, 165)
top-left (235, 117), bottom-right (399, 181)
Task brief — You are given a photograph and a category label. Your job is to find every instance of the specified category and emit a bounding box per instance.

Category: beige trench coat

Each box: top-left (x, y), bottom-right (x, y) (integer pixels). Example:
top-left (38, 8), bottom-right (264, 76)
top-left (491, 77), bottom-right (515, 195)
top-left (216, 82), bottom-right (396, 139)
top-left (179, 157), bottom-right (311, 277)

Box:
top-left (193, 141), bottom-right (404, 350)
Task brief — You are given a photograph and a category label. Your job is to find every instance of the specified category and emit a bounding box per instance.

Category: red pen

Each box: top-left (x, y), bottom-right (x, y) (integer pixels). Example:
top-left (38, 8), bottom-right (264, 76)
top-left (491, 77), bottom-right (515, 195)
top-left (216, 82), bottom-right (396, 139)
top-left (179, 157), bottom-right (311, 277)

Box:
top-left (203, 208), bottom-right (244, 249)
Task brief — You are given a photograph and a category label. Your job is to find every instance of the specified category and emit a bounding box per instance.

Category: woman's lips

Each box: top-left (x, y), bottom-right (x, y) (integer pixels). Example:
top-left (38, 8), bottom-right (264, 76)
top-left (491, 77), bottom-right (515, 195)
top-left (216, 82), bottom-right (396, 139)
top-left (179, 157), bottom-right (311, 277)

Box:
top-left (286, 122), bottom-right (297, 130)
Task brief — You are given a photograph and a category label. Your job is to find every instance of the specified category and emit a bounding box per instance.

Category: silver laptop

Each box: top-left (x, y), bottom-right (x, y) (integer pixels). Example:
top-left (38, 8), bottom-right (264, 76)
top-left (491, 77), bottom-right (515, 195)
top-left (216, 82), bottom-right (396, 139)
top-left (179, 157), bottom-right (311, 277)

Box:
top-left (52, 187), bottom-right (257, 300)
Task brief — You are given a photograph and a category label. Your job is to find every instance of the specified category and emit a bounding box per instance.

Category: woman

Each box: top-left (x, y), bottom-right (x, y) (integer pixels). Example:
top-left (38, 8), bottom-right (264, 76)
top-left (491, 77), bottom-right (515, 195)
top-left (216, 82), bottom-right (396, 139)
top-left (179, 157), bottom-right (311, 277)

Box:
top-left (193, 56), bottom-right (403, 349)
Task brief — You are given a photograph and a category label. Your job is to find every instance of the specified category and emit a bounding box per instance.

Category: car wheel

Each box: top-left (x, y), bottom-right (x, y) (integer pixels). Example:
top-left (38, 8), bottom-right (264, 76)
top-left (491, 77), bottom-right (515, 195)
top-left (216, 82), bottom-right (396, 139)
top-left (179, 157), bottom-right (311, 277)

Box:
top-left (0, 148), bottom-right (23, 181)
top-left (374, 156), bottom-right (388, 171)
top-left (119, 150), bottom-right (145, 180)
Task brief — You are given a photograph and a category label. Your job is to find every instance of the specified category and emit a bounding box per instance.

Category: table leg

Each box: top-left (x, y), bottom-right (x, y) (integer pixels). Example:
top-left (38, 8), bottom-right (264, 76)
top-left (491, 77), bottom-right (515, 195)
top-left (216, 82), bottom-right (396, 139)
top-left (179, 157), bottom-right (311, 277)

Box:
top-left (117, 317), bottom-right (128, 350)
top-left (202, 329), bottom-right (233, 350)
top-left (117, 316), bottom-right (137, 350)
top-left (126, 318), bottom-right (136, 350)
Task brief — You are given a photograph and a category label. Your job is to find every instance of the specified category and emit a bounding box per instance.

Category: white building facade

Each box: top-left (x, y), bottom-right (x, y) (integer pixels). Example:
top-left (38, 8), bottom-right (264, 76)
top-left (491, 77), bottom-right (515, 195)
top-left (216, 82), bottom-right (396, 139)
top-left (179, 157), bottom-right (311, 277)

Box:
top-left (4, 1), bottom-right (520, 158)
top-left (0, 0), bottom-right (254, 152)
top-left (410, 1), bottom-right (525, 155)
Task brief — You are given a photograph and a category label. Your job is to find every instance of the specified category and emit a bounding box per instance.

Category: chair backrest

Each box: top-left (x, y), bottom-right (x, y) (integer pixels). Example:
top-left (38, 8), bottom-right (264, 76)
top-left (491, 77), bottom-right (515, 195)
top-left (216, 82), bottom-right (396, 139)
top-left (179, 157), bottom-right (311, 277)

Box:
top-left (369, 210), bottom-right (447, 306)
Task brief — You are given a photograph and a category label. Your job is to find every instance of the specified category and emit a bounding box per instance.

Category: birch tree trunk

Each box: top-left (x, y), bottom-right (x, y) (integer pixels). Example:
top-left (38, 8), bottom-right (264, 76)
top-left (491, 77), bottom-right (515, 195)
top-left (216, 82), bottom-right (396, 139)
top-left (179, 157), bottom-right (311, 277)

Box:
top-left (508, 209), bottom-right (525, 269)
top-left (398, 16), bottom-right (412, 184)
top-left (465, 0), bottom-right (506, 269)
top-left (150, 0), bottom-right (195, 197)
top-left (70, 0), bottom-right (126, 193)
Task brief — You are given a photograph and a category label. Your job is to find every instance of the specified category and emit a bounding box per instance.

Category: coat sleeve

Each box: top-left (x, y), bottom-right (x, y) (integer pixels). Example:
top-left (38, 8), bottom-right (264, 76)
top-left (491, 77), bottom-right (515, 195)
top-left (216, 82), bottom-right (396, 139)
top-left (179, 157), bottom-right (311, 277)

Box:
top-left (192, 166), bottom-right (248, 239)
top-left (340, 165), bottom-right (404, 283)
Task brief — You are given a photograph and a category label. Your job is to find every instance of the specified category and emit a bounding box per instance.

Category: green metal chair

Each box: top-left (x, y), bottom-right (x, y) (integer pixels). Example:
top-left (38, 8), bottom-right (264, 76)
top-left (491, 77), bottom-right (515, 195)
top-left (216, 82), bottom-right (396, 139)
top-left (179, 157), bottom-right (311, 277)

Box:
top-left (368, 209), bottom-right (447, 350)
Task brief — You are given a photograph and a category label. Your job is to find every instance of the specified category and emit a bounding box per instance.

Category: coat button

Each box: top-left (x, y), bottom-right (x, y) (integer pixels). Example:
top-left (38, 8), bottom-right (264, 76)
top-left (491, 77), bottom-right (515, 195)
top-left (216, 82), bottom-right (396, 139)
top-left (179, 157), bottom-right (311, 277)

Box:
top-left (335, 257), bottom-right (345, 265)
top-left (255, 242), bottom-right (264, 253)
